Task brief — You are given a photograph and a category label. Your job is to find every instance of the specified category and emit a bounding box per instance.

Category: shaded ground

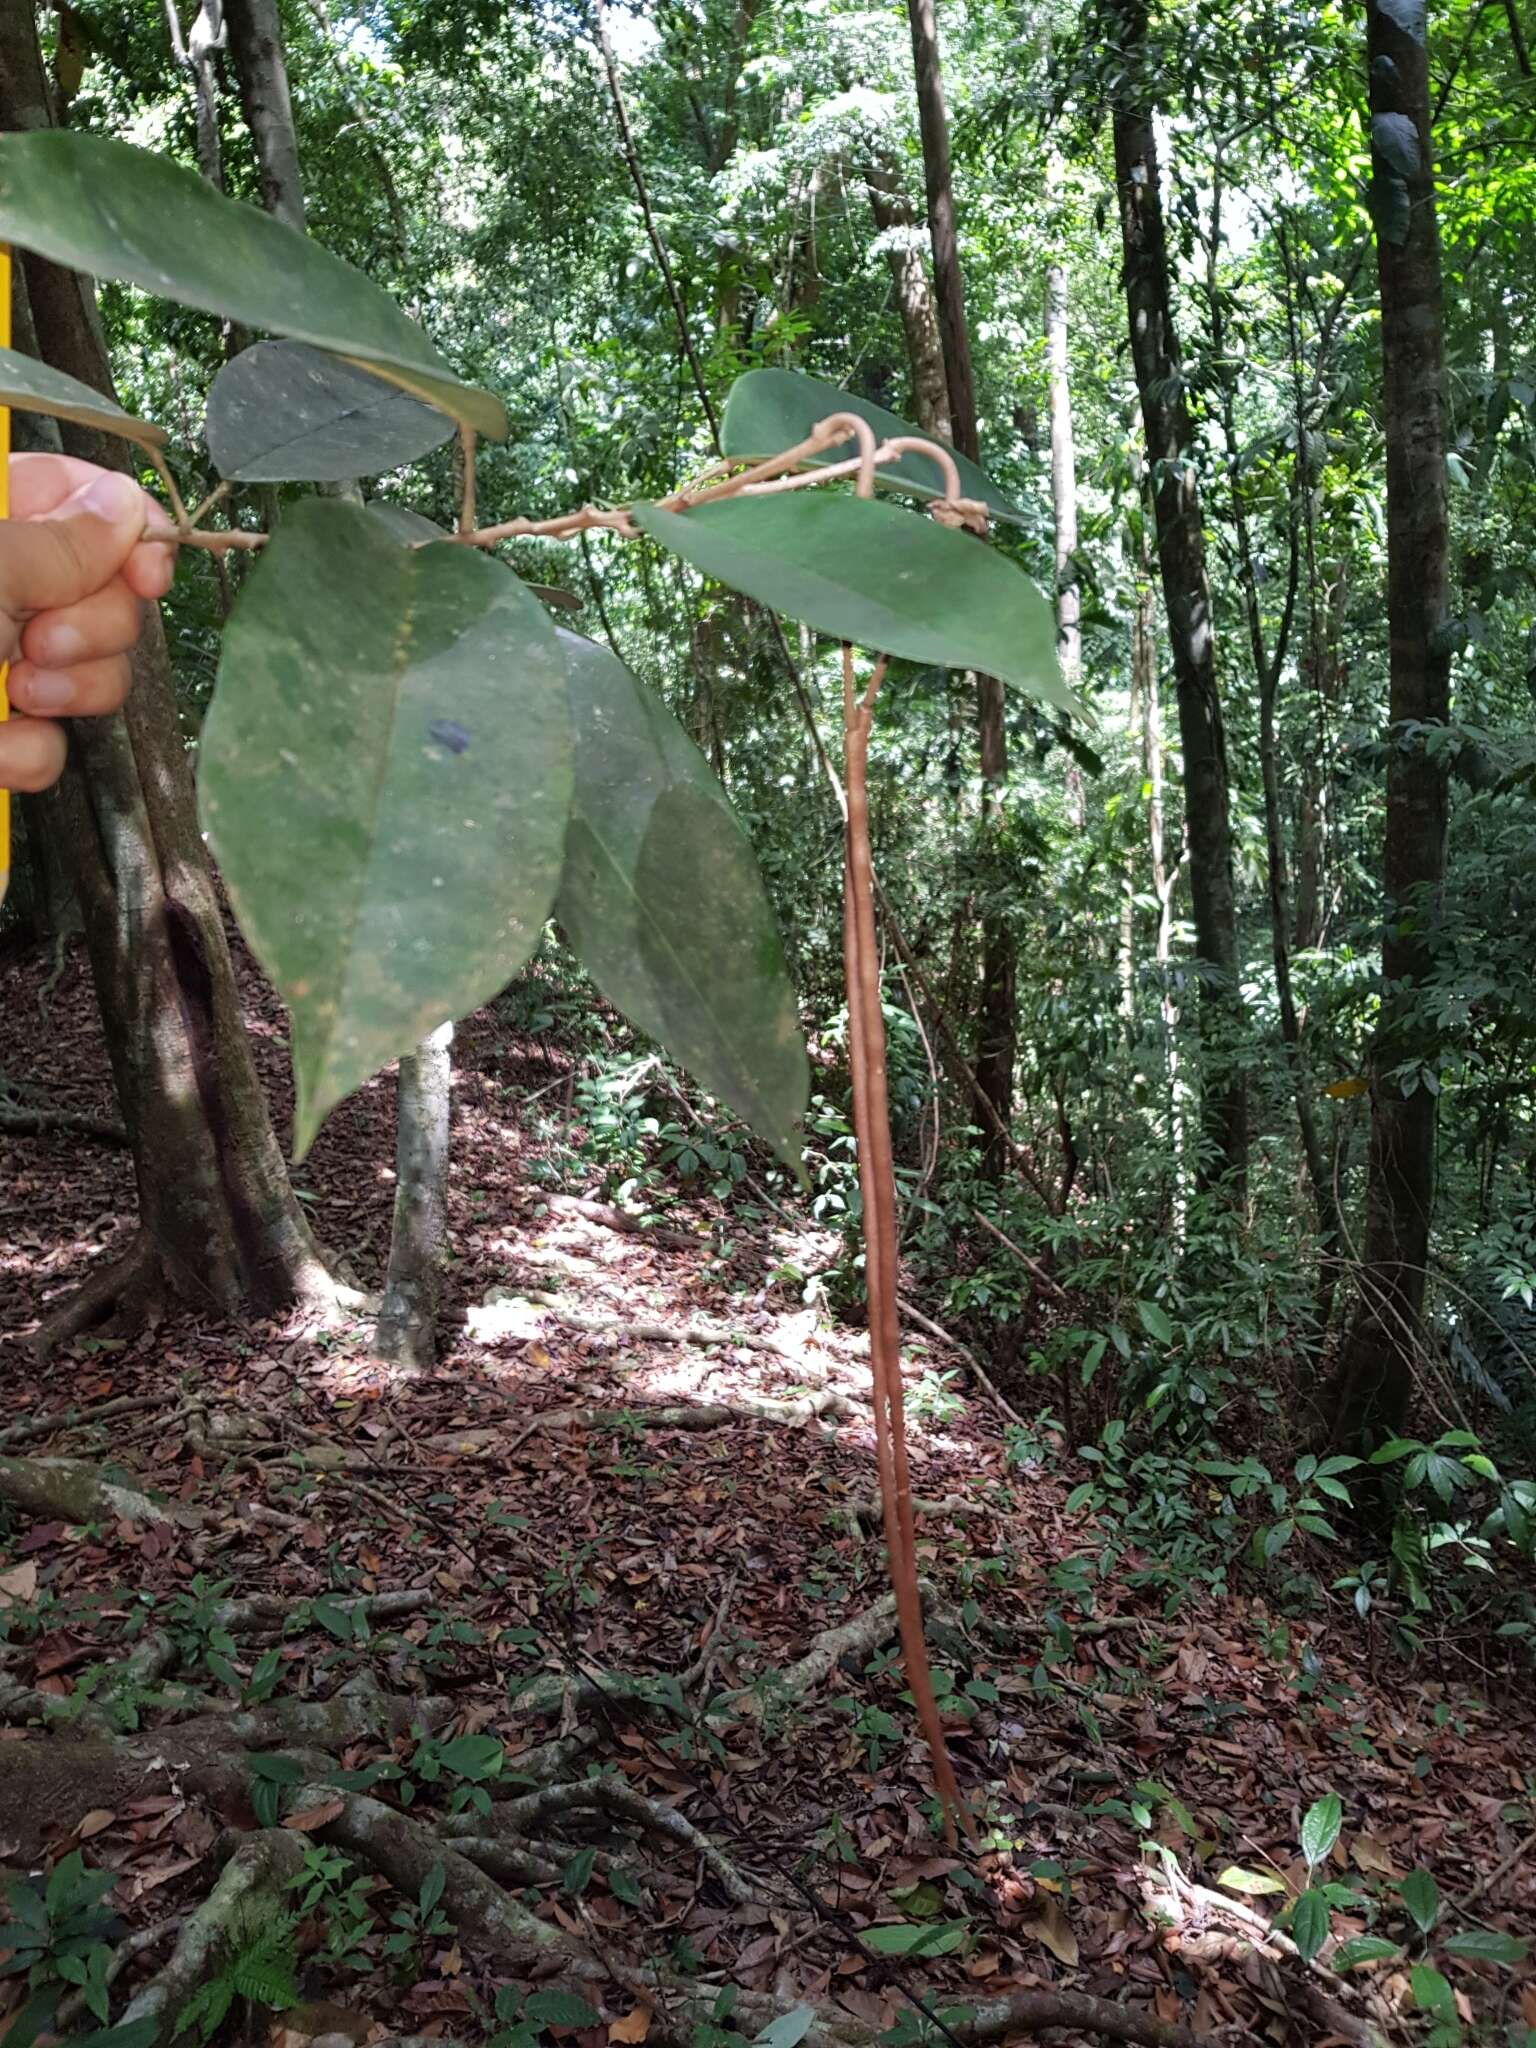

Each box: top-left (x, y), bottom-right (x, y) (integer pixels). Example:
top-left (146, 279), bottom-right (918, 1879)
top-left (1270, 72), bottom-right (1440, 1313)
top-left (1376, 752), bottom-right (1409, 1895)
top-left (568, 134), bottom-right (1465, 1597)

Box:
top-left (0, 937), bottom-right (1533, 2048)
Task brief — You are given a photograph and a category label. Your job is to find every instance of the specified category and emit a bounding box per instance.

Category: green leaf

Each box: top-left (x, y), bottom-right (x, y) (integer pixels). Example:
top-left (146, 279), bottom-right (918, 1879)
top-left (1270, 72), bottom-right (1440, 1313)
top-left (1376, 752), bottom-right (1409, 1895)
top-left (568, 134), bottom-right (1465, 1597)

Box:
top-left (248, 1754), bottom-right (307, 1783)
top-left (1288, 1888), bottom-right (1331, 1963)
top-left (751, 2006), bottom-right (817, 2048)
top-left (862, 1921), bottom-right (969, 1955)
top-left (1369, 1437), bottom-right (1420, 1465)
top-left (1301, 1794), bottom-right (1343, 1868)
top-left (1409, 1963), bottom-right (1455, 2017)
top-left (608, 1868), bottom-right (643, 1906)
top-left (419, 1862), bottom-right (446, 1915)
top-left (720, 368), bottom-right (1026, 527)
top-left (1399, 1867), bottom-right (1440, 1933)
top-left (206, 341), bottom-right (453, 482)
top-left (367, 503), bottom-right (448, 544)
top-left (554, 631), bottom-right (807, 1169)
top-left (200, 500), bottom-right (572, 1154)
top-left (1136, 1299), bottom-right (1174, 1345)
top-left (0, 131), bottom-right (503, 437)
top-left (631, 785), bottom-right (808, 1172)
top-left (1332, 1935), bottom-right (1401, 1970)
top-left (0, 344), bottom-right (167, 450)
top-left (633, 494), bottom-right (1078, 718)
top-left (1441, 1928), bottom-right (1527, 1963)
top-left (523, 1991), bottom-right (604, 2028)
top-left (435, 1733), bottom-right (504, 1781)
top-left (1215, 1867), bottom-right (1287, 1896)
top-left (561, 1847), bottom-right (598, 1895)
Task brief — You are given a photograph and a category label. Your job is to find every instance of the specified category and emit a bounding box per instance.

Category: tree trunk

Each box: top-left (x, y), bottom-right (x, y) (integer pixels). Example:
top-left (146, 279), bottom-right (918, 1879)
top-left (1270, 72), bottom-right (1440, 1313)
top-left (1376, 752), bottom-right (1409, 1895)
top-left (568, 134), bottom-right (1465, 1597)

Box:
top-left (1136, 519), bottom-right (1187, 1236)
top-left (0, 7), bottom-right (338, 1339)
top-left (224, 0), bottom-right (306, 230)
top-left (1326, 0), bottom-right (1452, 1447)
top-left (903, 0), bottom-right (1014, 1180)
top-left (1044, 156), bottom-right (1082, 827)
top-left (1044, 162), bottom-right (1080, 703)
top-left (375, 1024), bottom-right (453, 1374)
top-left (1109, 0), bottom-right (1247, 1195)
top-left (865, 159), bottom-right (952, 442)
top-left (162, 0), bottom-right (226, 192)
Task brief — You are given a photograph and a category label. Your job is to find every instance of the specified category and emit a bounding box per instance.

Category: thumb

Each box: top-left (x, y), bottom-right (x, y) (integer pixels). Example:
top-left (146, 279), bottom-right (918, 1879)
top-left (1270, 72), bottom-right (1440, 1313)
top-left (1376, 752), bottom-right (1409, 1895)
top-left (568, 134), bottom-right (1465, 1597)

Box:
top-left (0, 468), bottom-right (147, 627)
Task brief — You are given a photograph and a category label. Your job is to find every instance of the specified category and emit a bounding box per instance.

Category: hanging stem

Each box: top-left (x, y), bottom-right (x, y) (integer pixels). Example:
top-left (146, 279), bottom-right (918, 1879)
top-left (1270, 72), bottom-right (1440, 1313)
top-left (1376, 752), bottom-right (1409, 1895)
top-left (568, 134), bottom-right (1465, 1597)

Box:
top-left (841, 639), bottom-right (972, 1847)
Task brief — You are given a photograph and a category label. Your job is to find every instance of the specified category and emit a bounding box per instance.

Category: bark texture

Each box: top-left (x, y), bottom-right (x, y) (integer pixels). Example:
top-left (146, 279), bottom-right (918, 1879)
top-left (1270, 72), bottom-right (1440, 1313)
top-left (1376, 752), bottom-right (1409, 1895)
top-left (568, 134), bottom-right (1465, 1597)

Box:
top-left (903, 0), bottom-right (1014, 1177)
top-left (375, 1022), bottom-right (454, 1372)
top-left (0, 5), bottom-right (336, 1331)
top-left (1110, 0), bottom-right (1248, 1192)
top-left (1044, 160), bottom-right (1081, 700)
top-left (865, 158), bottom-right (952, 441)
top-left (1327, 0), bottom-right (1452, 1444)
top-left (224, 0), bottom-right (307, 230)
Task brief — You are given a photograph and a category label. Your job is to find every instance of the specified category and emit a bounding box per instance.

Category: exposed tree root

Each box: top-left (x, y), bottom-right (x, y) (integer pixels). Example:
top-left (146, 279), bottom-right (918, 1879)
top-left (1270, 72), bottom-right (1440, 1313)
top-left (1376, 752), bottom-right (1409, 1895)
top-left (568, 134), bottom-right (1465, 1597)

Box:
top-left (0, 1391), bottom-right (165, 1448)
top-left (441, 1776), bottom-right (755, 1904)
top-left (0, 1681), bottom-right (449, 1851)
top-left (542, 1193), bottom-right (703, 1252)
top-left (29, 1232), bottom-right (162, 1360)
top-left (431, 1388), bottom-right (848, 1454)
top-left (0, 1451), bottom-right (166, 1526)
top-left (0, 1104), bottom-right (128, 1145)
top-left (299, 1783), bottom-right (601, 1977)
top-left (121, 1829), bottom-right (305, 2042)
top-left (724, 1582), bottom-right (946, 1720)
top-left (483, 1285), bottom-right (819, 1366)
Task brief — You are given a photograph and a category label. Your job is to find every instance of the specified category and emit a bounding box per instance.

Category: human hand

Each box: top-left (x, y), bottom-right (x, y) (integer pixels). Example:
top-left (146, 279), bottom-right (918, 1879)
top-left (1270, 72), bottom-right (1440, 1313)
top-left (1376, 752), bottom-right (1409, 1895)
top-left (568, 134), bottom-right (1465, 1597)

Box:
top-left (0, 453), bottom-right (178, 794)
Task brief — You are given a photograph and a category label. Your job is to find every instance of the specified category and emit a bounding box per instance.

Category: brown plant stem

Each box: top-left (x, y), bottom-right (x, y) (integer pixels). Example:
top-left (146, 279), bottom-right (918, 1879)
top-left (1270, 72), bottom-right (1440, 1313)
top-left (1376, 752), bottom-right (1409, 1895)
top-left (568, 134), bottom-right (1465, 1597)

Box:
top-left (841, 641), bottom-right (972, 1846)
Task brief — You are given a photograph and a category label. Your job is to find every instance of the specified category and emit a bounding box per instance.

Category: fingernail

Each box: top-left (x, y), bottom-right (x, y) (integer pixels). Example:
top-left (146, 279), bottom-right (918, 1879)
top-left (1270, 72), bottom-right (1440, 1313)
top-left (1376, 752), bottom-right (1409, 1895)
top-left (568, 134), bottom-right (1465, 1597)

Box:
top-left (21, 671), bottom-right (76, 711)
top-left (34, 622), bottom-right (87, 665)
top-left (72, 470), bottom-right (140, 522)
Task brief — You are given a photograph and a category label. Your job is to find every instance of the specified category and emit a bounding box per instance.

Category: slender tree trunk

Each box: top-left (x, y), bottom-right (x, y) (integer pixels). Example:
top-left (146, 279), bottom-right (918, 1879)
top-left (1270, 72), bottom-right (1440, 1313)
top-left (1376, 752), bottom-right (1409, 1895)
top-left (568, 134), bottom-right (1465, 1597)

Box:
top-left (1044, 156), bottom-right (1082, 827)
top-left (163, 0), bottom-right (226, 192)
top-left (1044, 162), bottom-right (1081, 703)
top-left (1327, 0), bottom-right (1452, 1447)
top-left (0, 8), bottom-right (337, 1343)
top-left (903, 0), bottom-right (1014, 1180)
top-left (1109, 0), bottom-right (1247, 1195)
top-left (1136, 524), bottom-right (1187, 1235)
top-left (865, 159), bottom-right (952, 441)
top-left (375, 1024), bottom-right (453, 1374)
top-left (224, 0), bottom-right (306, 230)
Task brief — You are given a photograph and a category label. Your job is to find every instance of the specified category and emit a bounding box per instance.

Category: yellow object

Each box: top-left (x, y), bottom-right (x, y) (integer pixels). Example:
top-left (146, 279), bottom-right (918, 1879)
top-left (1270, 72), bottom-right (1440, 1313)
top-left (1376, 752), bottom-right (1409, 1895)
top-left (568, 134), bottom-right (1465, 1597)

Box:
top-left (0, 240), bottom-right (10, 913)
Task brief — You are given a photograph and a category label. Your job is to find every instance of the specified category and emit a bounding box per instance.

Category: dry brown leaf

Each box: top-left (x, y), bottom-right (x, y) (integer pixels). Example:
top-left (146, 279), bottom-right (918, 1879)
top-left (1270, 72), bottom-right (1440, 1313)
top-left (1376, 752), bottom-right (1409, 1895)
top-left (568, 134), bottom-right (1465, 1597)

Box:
top-left (1022, 1897), bottom-right (1079, 1968)
top-left (0, 1563), bottom-right (38, 1608)
top-left (1351, 1836), bottom-right (1397, 1876)
top-left (76, 1809), bottom-right (116, 1839)
top-left (608, 2008), bottom-right (652, 2044)
top-left (283, 1799), bottom-right (345, 1832)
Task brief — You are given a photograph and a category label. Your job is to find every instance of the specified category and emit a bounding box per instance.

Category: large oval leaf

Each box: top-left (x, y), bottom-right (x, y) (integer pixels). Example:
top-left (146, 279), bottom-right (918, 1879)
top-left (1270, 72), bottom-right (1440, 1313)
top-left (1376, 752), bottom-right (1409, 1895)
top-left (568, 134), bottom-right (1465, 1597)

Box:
top-left (554, 631), bottom-right (806, 1168)
top-left (0, 131), bottom-right (504, 438)
top-left (721, 368), bottom-right (1024, 527)
top-left (200, 499), bottom-right (571, 1154)
top-left (206, 341), bottom-right (454, 481)
top-left (635, 492), bottom-right (1077, 716)
top-left (0, 344), bottom-right (167, 449)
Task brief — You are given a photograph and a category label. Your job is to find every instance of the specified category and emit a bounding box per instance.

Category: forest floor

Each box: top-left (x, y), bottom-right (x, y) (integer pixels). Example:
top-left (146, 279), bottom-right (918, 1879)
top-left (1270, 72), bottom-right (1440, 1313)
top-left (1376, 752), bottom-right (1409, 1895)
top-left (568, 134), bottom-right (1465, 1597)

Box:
top-left (1, 937), bottom-right (1533, 2048)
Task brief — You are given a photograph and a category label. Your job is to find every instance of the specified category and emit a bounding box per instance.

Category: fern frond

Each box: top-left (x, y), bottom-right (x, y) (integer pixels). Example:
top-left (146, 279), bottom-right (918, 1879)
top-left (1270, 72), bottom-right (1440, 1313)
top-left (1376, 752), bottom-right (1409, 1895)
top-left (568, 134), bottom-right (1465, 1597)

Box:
top-left (173, 1975), bottom-right (233, 2044)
